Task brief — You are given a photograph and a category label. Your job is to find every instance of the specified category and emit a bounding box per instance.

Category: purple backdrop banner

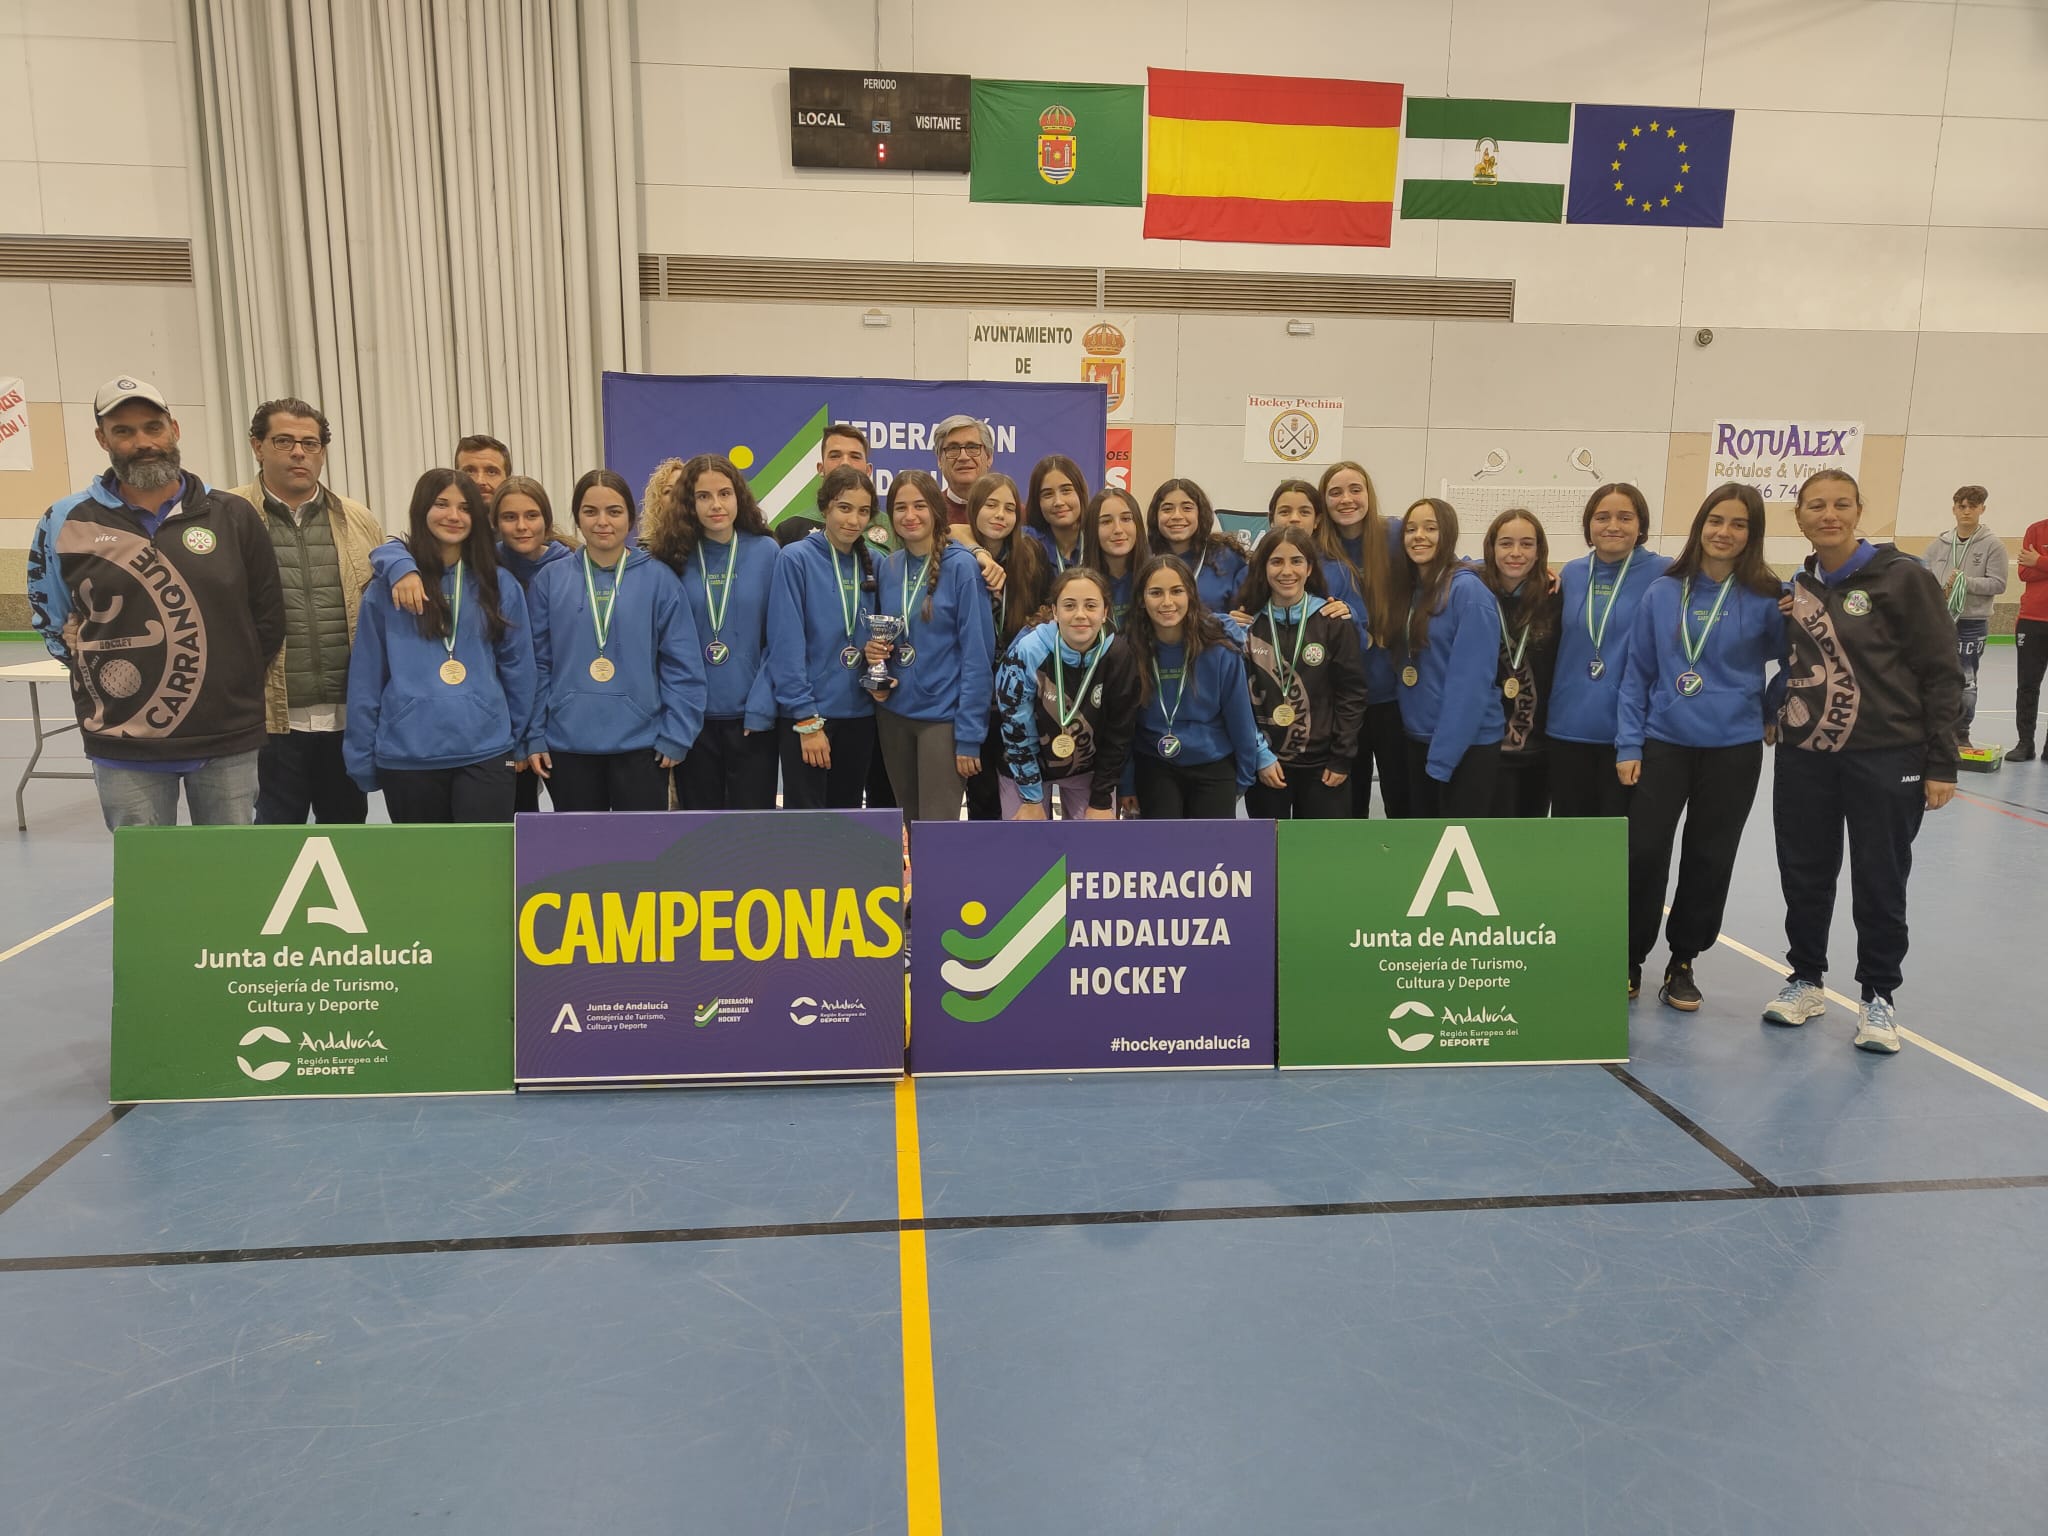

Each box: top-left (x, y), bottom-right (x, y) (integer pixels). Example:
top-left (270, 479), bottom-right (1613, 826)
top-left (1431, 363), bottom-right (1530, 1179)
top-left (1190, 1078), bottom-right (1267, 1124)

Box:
top-left (515, 810), bottom-right (905, 1082)
top-left (908, 820), bottom-right (1276, 1074)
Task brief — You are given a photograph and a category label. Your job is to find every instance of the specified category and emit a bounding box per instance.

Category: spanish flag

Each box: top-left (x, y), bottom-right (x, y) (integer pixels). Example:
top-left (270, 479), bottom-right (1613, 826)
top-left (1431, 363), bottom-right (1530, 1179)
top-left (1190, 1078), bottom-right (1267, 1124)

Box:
top-left (1144, 68), bottom-right (1404, 247)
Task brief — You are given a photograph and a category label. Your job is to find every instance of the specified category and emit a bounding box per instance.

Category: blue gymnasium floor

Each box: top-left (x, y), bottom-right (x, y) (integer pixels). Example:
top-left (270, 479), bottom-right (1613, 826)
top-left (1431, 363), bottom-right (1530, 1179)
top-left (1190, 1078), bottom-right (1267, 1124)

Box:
top-left (2, 639), bottom-right (2045, 1535)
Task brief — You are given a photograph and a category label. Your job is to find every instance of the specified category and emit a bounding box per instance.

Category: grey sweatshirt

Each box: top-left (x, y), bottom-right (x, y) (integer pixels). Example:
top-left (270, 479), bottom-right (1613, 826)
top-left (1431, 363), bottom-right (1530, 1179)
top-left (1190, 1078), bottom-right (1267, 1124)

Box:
top-left (1924, 525), bottom-right (2009, 622)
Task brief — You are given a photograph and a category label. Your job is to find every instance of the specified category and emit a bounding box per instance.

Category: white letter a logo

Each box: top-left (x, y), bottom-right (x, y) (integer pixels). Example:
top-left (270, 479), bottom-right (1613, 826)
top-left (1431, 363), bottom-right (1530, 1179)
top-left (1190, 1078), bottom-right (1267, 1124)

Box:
top-left (1406, 825), bottom-right (1500, 918)
top-left (261, 836), bottom-right (369, 935)
top-left (551, 1004), bottom-right (581, 1034)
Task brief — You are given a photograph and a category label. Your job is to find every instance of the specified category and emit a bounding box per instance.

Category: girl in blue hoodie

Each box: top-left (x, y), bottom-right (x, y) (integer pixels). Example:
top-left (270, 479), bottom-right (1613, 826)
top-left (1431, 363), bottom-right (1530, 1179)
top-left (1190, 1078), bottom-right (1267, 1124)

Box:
top-left (1615, 482), bottom-right (1787, 1010)
top-left (1088, 486), bottom-right (1144, 629)
top-left (1314, 460), bottom-right (1410, 817)
top-left (1548, 482), bottom-right (1672, 817)
top-left (1024, 455), bottom-right (1092, 576)
top-left (1393, 498), bottom-right (1505, 817)
top-left (863, 470), bottom-right (997, 825)
top-left (648, 454), bottom-right (781, 810)
top-left (523, 470), bottom-right (705, 812)
top-left (767, 465), bottom-right (883, 809)
top-left (346, 469), bottom-right (535, 822)
top-left (963, 472), bottom-right (1050, 821)
top-left (1119, 555), bottom-right (1280, 819)
top-left (1148, 478), bottom-right (1247, 616)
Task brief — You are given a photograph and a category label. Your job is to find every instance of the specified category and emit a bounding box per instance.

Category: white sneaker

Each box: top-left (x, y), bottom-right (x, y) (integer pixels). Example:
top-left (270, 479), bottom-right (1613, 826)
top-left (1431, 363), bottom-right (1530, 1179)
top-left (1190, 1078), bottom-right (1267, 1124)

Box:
top-left (1762, 979), bottom-right (1827, 1027)
top-left (1853, 995), bottom-right (1901, 1055)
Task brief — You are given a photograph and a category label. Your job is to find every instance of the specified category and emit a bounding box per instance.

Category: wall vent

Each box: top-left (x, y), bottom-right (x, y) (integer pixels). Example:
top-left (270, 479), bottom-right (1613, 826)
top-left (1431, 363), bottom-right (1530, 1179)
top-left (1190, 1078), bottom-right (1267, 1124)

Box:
top-left (0, 236), bottom-right (195, 284)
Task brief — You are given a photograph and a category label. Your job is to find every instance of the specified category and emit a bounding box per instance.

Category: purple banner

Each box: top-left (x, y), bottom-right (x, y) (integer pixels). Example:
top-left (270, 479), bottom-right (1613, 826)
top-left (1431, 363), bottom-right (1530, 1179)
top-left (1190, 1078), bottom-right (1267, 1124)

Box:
top-left (908, 820), bottom-right (1276, 1074)
top-left (515, 810), bottom-right (905, 1082)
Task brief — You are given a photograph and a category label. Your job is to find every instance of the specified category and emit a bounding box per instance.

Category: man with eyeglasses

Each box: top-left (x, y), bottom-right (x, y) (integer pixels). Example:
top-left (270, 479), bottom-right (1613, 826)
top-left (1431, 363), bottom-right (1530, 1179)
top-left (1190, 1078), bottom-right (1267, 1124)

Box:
top-left (229, 398), bottom-right (384, 824)
top-left (933, 414), bottom-right (995, 528)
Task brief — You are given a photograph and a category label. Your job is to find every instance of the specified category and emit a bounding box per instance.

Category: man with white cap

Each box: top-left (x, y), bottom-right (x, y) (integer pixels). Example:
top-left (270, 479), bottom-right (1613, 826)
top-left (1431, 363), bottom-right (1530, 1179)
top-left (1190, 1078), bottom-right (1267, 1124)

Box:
top-left (27, 376), bottom-right (285, 828)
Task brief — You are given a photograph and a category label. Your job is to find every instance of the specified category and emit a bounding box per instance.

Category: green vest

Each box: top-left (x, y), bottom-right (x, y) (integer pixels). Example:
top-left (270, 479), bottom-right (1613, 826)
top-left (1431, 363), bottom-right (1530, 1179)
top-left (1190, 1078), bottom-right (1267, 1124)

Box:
top-left (263, 490), bottom-right (352, 710)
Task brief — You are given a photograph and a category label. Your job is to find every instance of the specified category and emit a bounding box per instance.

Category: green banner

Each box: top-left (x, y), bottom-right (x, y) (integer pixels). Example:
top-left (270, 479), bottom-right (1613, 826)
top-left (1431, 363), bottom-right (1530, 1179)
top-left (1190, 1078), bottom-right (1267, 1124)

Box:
top-left (112, 826), bottom-right (514, 1101)
top-left (1277, 819), bottom-right (1627, 1067)
top-left (970, 79), bottom-right (1144, 206)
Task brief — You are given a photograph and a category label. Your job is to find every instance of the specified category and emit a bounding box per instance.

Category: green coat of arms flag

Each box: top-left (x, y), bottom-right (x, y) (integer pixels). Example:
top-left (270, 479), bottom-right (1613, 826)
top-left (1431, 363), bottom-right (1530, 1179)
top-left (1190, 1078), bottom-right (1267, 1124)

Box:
top-left (1401, 97), bottom-right (1572, 222)
top-left (970, 79), bottom-right (1144, 207)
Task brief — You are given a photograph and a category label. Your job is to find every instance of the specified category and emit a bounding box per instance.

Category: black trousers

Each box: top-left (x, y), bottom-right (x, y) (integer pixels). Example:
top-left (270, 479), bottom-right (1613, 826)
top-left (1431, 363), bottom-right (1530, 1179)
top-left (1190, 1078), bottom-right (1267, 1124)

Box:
top-left (1352, 699), bottom-right (1413, 818)
top-left (1244, 762), bottom-right (1352, 820)
top-left (1491, 751), bottom-right (1551, 818)
top-left (674, 717), bottom-right (779, 810)
top-left (1133, 752), bottom-right (1238, 819)
top-left (1405, 739), bottom-right (1500, 818)
top-left (1626, 738), bottom-right (1763, 969)
top-left (965, 719), bottom-right (1004, 821)
top-left (379, 758), bottom-right (516, 824)
top-left (546, 749), bottom-right (668, 813)
top-left (256, 731), bottom-right (367, 825)
top-left (2017, 618), bottom-right (2048, 746)
top-left (778, 716), bottom-right (876, 809)
top-left (1773, 744), bottom-right (1927, 1001)
top-left (1547, 736), bottom-right (1631, 818)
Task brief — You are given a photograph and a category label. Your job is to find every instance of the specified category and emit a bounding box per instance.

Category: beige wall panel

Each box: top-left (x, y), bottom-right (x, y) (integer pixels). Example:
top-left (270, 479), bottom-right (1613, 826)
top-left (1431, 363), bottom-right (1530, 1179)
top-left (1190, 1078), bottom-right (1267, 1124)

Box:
top-left (0, 402), bottom-right (72, 521)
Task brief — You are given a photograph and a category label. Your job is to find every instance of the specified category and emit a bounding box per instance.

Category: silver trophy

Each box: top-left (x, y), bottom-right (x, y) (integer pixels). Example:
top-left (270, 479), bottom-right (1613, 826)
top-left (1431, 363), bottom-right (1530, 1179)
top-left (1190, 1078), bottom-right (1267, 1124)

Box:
top-left (863, 613), bottom-right (903, 691)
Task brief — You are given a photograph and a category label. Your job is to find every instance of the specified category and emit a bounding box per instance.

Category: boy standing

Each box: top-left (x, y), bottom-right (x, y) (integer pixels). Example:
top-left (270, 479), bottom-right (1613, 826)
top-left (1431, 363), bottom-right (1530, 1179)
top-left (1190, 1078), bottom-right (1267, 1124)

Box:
top-left (1924, 486), bottom-right (2008, 752)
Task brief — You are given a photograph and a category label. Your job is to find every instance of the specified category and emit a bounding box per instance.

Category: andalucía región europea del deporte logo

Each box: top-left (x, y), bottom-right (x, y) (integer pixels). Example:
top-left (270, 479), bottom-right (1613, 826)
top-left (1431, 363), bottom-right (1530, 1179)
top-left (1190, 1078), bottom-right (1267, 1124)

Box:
top-left (939, 857), bottom-right (1068, 1022)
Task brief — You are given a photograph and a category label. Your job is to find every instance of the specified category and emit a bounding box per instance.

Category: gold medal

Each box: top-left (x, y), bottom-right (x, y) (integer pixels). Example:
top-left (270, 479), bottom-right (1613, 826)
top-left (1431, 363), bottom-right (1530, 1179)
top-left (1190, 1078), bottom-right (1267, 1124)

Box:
top-left (1271, 702), bottom-right (1297, 727)
top-left (1050, 732), bottom-right (1077, 760)
top-left (439, 658), bottom-right (466, 685)
top-left (1401, 665), bottom-right (1419, 687)
top-left (589, 656), bottom-right (615, 682)
top-left (1503, 676), bottom-right (1521, 701)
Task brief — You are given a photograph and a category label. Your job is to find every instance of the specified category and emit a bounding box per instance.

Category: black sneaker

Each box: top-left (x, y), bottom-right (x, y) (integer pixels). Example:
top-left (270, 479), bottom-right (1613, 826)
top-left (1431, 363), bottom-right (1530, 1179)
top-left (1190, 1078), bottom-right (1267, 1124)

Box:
top-left (2011, 740), bottom-right (2037, 763)
top-left (1628, 964), bottom-right (1642, 1000)
top-left (1660, 960), bottom-right (1702, 1012)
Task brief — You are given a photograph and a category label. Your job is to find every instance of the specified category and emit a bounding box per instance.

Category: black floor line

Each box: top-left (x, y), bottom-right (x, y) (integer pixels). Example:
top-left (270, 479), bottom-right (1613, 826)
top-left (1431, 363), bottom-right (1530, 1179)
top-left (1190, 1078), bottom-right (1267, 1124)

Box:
top-left (0, 1105), bottom-right (130, 1222)
top-left (1602, 1063), bottom-right (1778, 1191)
top-left (7, 1172), bottom-right (2048, 1276)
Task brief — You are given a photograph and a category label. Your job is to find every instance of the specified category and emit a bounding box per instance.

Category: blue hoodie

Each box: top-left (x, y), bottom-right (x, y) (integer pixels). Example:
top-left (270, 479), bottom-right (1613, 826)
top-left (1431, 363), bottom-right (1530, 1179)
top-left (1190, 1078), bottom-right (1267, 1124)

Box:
top-left (370, 535), bottom-right (573, 592)
top-left (1549, 546), bottom-right (1674, 745)
top-left (1160, 540), bottom-right (1248, 615)
top-left (1615, 572), bottom-right (1787, 759)
top-left (1026, 524), bottom-right (1089, 576)
top-left (1399, 567), bottom-right (1505, 783)
top-left (1338, 521), bottom-right (1405, 704)
top-left (878, 542), bottom-right (997, 755)
top-left (678, 532), bottom-right (778, 729)
top-left (766, 530), bottom-right (880, 721)
top-left (345, 559), bottom-right (536, 788)
top-left (1131, 636), bottom-right (1277, 790)
top-left (527, 547), bottom-right (706, 760)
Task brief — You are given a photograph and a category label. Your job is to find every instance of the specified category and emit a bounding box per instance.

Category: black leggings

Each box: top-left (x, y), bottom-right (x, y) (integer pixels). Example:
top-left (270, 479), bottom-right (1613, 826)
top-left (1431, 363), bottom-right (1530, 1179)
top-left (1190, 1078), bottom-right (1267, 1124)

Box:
top-left (1491, 751), bottom-right (1551, 817)
top-left (1546, 736), bottom-right (1631, 818)
top-left (1626, 738), bottom-right (1763, 969)
top-left (1244, 763), bottom-right (1352, 819)
top-left (1351, 699), bottom-right (1413, 817)
top-left (1405, 739), bottom-right (1501, 819)
top-left (379, 757), bottom-right (516, 823)
top-left (674, 717), bottom-right (779, 810)
top-left (778, 716), bottom-right (877, 809)
top-left (1133, 752), bottom-right (1238, 819)
top-left (546, 749), bottom-right (668, 812)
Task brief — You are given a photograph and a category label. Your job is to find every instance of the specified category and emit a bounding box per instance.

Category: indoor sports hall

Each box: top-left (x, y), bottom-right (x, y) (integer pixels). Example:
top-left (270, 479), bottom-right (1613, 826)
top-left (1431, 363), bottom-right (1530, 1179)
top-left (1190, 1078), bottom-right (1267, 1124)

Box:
top-left (5, 2), bottom-right (2048, 1533)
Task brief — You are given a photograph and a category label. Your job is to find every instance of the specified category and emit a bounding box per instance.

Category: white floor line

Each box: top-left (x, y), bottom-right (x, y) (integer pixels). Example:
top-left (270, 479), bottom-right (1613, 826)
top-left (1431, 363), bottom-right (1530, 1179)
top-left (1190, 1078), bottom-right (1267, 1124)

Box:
top-left (0, 899), bottom-right (112, 964)
top-left (1714, 929), bottom-right (2048, 1116)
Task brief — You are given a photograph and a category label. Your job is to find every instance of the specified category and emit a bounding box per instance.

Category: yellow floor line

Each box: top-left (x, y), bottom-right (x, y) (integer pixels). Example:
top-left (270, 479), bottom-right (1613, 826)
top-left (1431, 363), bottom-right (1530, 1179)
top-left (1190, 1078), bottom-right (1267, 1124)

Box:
top-left (895, 1074), bottom-right (943, 1534)
top-left (0, 898), bottom-right (111, 964)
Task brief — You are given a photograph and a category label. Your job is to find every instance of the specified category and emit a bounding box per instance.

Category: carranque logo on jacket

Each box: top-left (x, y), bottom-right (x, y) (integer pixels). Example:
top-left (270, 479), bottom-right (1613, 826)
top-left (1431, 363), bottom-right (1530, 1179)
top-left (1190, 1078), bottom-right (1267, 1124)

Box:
top-left (55, 521), bottom-right (209, 739)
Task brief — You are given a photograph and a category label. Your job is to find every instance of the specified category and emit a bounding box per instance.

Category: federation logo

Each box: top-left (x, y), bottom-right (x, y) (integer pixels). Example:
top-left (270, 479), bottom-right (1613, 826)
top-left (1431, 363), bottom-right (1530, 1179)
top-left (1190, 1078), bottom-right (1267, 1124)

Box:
top-left (181, 526), bottom-right (217, 555)
top-left (1036, 104), bottom-right (1076, 186)
top-left (693, 1001), bottom-right (720, 1028)
top-left (938, 857), bottom-right (1068, 1022)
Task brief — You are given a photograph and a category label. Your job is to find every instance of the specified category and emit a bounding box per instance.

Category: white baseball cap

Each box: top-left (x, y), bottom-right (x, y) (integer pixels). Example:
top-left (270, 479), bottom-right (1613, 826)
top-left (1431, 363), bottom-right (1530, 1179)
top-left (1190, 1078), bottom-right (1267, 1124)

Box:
top-left (93, 375), bottom-right (171, 420)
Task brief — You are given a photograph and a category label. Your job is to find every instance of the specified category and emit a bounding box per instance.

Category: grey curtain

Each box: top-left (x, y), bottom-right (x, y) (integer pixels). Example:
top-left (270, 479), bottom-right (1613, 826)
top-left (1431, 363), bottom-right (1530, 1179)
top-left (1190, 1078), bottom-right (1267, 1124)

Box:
top-left (181, 0), bottom-right (640, 523)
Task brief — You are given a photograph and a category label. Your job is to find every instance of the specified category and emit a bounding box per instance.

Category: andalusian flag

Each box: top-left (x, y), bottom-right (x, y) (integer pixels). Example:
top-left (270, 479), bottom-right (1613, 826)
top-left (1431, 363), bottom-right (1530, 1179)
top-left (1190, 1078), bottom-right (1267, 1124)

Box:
top-left (747, 404), bottom-right (828, 529)
top-left (1143, 68), bottom-right (1403, 247)
top-left (970, 79), bottom-right (1144, 206)
top-left (1402, 98), bottom-right (1572, 222)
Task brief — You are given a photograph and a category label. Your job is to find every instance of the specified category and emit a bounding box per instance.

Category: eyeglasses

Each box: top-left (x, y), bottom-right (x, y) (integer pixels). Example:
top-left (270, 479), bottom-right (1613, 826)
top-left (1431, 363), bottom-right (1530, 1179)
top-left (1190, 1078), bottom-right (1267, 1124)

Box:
top-left (267, 435), bottom-right (325, 454)
top-left (940, 442), bottom-right (988, 458)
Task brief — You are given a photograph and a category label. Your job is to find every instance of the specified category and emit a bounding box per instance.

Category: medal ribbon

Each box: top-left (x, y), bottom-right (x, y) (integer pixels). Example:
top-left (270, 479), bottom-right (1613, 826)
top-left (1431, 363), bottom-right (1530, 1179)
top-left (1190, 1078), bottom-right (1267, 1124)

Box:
top-left (1265, 603), bottom-right (1310, 700)
top-left (830, 541), bottom-right (860, 639)
top-left (1947, 532), bottom-right (1969, 616)
top-left (1678, 575), bottom-right (1733, 670)
top-left (443, 561), bottom-right (463, 661)
top-left (1499, 609), bottom-right (1532, 672)
top-left (583, 551), bottom-right (624, 656)
top-left (1585, 547), bottom-right (1636, 657)
top-left (1152, 659), bottom-right (1186, 735)
top-left (900, 552), bottom-right (933, 644)
top-left (1052, 638), bottom-right (1107, 734)
top-left (700, 540), bottom-right (734, 642)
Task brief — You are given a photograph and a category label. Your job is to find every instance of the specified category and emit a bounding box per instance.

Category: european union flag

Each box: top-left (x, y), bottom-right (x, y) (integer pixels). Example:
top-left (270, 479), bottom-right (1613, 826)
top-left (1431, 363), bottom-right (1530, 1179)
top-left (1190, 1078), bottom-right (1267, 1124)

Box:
top-left (1567, 104), bottom-right (1735, 227)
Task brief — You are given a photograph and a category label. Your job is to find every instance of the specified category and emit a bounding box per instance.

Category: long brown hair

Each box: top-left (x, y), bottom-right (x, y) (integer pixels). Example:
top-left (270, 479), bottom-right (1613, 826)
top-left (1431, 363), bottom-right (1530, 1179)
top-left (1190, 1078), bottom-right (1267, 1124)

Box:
top-left (1481, 508), bottom-right (1555, 644)
top-left (490, 476), bottom-right (575, 552)
top-left (1121, 554), bottom-right (1234, 705)
top-left (1146, 478), bottom-right (1235, 559)
top-left (1025, 454), bottom-right (1092, 562)
top-left (968, 471), bottom-right (1047, 646)
top-left (1237, 526), bottom-right (1330, 612)
top-left (647, 454), bottom-right (768, 568)
top-left (1390, 497), bottom-right (1463, 652)
top-left (1087, 486), bottom-right (1145, 583)
top-left (1316, 460), bottom-right (1396, 650)
top-left (888, 470), bottom-right (949, 625)
top-left (403, 468), bottom-right (510, 643)
top-left (1666, 482), bottom-right (1782, 597)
